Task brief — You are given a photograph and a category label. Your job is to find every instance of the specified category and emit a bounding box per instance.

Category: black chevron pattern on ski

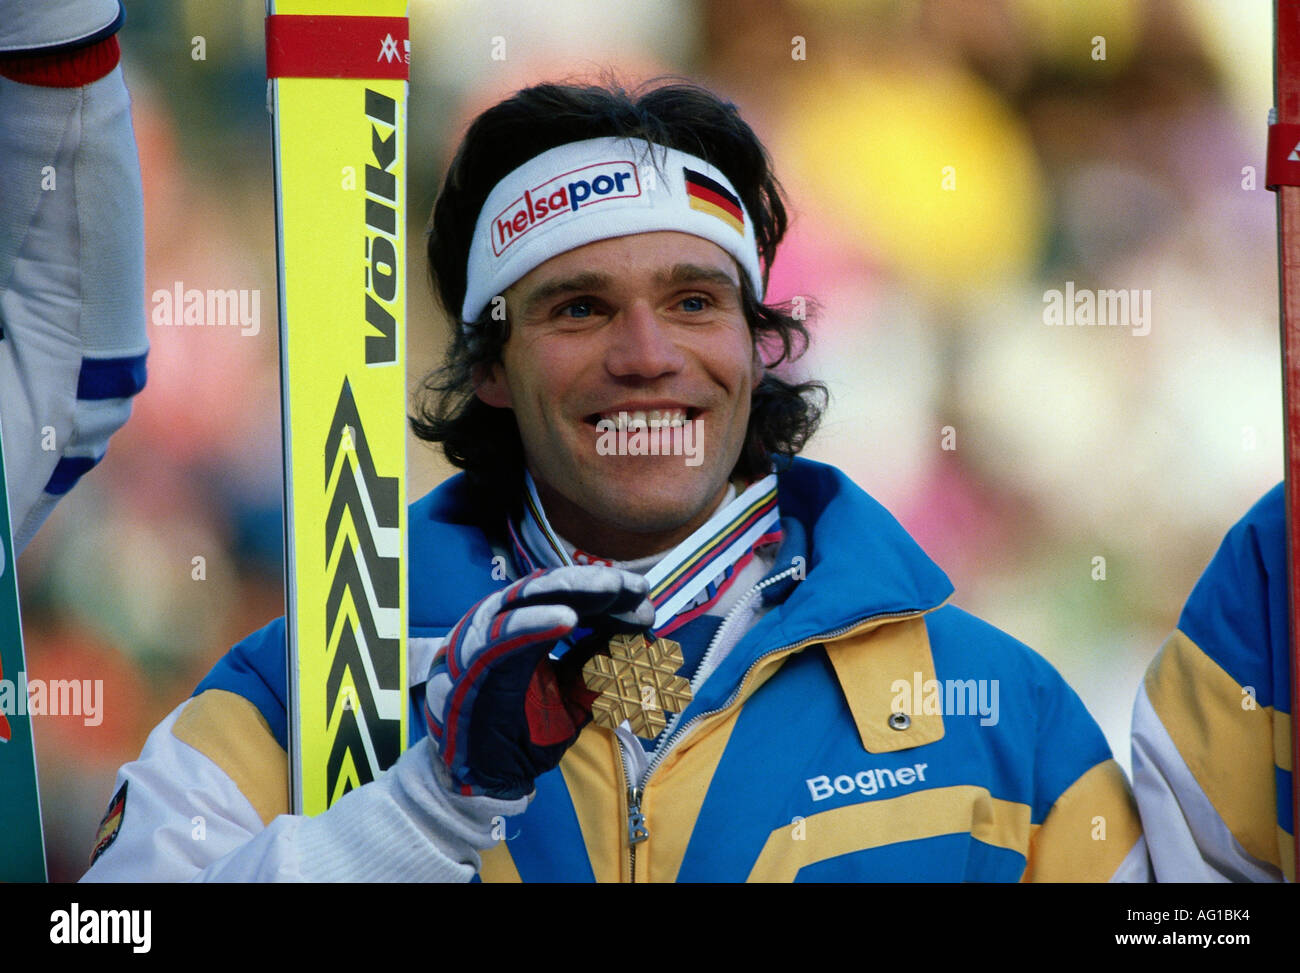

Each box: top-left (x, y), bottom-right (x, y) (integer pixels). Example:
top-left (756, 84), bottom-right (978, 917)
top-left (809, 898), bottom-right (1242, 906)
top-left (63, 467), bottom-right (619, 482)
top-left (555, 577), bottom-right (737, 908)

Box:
top-left (324, 378), bottom-right (399, 534)
top-left (322, 378), bottom-right (401, 804)
top-left (325, 700), bottom-right (367, 798)
top-left (324, 542), bottom-right (394, 742)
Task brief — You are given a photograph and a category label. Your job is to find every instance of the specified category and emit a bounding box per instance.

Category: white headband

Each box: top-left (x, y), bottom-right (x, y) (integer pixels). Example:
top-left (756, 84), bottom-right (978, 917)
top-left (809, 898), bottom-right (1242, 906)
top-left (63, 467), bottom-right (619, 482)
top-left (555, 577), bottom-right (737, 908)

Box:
top-left (461, 137), bottom-right (764, 323)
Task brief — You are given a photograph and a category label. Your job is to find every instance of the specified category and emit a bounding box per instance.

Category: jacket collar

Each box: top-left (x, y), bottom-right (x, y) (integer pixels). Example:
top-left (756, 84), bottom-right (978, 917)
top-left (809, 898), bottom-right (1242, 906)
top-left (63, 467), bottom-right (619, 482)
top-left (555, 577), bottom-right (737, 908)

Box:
top-left (408, 456), bottom-right (953, 647)
top-left (765, 456), bottom-right (953, 635)
top-left (680, 456), bottom-right (953, 716)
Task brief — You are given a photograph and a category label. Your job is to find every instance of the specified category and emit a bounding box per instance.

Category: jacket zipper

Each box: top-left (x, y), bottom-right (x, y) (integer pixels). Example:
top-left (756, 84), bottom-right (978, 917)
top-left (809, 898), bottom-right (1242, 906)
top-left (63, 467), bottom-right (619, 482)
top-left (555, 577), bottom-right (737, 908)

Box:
top-left (619, 567), bottom-right (792, 881)
top-left (614, 563), bottom-right (928, 881)
top-left (617, 741), bottom-right (646, 881)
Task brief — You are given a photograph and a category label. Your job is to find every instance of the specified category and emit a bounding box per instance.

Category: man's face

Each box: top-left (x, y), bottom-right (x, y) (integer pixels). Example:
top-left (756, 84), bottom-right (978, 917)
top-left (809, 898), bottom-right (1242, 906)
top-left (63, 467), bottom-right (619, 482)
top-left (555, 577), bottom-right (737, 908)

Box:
top-left (477, 230), bottom-right (762, 556)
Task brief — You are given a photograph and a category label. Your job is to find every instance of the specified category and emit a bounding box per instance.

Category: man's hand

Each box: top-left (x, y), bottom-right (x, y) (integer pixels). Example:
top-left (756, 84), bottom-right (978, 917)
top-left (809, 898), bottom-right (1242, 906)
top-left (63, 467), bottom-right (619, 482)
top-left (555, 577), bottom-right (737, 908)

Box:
top-left (424, 565), bottom-right (653, 800)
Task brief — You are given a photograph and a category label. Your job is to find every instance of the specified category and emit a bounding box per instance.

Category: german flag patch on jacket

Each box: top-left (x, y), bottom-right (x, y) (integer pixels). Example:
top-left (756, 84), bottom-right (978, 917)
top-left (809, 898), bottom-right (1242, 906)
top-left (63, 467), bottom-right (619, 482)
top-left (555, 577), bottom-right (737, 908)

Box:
top-left (90, 781), bottom-right (127, 866)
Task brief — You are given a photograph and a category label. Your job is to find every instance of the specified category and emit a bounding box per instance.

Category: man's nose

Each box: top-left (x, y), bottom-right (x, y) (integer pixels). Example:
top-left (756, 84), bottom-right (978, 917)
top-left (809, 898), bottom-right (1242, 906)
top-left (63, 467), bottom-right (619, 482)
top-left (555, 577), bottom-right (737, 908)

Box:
top-left (604, 302), bottom-right (685, 379)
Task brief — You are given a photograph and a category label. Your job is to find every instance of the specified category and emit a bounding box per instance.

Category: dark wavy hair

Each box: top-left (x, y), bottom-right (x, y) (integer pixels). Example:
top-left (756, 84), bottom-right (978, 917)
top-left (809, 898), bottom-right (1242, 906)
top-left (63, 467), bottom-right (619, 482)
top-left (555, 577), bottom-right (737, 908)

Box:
top-left (410, 79), bottom-right (826, 511)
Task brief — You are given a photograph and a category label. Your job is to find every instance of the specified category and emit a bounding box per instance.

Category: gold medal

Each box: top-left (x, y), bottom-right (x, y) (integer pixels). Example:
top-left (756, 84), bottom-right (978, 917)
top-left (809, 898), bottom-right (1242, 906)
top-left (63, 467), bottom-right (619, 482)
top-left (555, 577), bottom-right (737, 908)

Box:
top-left (582, 632), bottom-right (693, 738)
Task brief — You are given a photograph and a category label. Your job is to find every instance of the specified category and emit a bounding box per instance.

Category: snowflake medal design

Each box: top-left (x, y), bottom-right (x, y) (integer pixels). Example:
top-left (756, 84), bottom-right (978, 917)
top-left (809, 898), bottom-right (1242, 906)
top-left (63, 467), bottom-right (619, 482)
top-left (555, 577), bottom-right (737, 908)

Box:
top-left (582, 632), bottom-right (693, 738)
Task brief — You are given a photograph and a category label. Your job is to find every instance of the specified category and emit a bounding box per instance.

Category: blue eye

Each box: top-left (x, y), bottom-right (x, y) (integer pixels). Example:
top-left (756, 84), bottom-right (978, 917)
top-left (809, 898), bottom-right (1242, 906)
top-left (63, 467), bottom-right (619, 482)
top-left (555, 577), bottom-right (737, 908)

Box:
top-left (561, 300), bottom-right (593, 318)
top-left (680, 296), bottom-right (707, 312)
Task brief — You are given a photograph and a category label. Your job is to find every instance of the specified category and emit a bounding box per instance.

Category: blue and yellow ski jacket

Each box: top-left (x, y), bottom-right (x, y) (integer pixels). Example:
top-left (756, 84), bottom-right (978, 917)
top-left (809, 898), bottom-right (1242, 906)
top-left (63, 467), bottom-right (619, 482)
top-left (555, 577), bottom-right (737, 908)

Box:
top-left (1132, 483), bottom-right (1295, 881)
top-left (87, 458), bottom-right (1146, 882)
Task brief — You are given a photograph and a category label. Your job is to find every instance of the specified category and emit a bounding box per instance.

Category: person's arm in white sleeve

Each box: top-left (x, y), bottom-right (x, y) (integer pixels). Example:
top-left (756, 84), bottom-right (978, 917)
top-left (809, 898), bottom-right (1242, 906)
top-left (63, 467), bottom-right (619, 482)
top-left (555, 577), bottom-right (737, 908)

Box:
top-left (1131, 675), bottom-right (1282, 882)
top-left (82, 565), bottom-right (650, 882)
top-left (80, 689), bottom-right (525, 883)
top-left (0, 0), bottom-right (148, 552)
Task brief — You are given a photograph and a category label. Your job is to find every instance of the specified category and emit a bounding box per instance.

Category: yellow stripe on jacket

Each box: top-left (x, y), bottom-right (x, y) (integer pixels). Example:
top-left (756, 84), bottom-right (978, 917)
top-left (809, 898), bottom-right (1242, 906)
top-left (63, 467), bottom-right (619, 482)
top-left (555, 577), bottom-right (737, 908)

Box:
top-left (1144, 629), bottom-right (1287, 873)
top-left (172, 689), bottom-right (289, 827)
top-left (1021, 759), bottom-right (1143, 882)
top-left (747, 785), bottom-right (1030, 882)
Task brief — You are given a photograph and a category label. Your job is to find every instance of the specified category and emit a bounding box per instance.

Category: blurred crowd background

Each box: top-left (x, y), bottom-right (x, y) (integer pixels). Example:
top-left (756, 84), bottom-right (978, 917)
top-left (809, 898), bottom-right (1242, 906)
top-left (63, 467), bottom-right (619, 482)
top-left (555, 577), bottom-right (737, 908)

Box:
top-left (15, 0), bottom-right (1283, 881)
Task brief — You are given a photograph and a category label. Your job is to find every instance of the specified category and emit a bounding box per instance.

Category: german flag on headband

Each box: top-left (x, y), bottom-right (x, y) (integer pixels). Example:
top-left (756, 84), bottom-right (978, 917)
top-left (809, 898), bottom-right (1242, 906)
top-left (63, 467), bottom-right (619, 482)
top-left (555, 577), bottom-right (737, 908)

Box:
top-left (684, 167), bottom-right (745, 235)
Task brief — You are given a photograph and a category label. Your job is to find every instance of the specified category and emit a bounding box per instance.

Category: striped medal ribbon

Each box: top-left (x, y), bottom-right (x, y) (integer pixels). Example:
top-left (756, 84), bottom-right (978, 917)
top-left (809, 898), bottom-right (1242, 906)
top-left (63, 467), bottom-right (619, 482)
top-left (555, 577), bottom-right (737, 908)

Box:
top-left (510, 470), bottom-right (781, 633)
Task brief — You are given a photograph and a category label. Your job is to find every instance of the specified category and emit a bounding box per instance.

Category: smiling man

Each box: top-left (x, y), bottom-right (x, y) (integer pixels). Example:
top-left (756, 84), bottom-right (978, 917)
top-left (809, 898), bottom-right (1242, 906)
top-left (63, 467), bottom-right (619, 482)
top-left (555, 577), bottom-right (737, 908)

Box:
top-left (482, 230), bottom-right (757, 556)
top-left (84, 80), bottom-right (1148, 882)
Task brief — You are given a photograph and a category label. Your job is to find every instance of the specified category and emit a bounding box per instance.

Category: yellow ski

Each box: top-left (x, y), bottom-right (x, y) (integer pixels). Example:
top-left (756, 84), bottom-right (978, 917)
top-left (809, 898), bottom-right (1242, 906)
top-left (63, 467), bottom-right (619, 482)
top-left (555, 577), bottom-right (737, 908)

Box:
top-left (266, 0), bottom-right (409, 815)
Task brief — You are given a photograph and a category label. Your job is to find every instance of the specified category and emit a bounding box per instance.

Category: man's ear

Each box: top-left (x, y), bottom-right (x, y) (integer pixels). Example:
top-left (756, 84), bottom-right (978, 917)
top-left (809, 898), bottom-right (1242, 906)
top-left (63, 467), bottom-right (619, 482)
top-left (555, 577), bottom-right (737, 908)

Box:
top-left (474, 361), bottom-right (513, 409)
top-left (751, 345), bottom-right (766, 387)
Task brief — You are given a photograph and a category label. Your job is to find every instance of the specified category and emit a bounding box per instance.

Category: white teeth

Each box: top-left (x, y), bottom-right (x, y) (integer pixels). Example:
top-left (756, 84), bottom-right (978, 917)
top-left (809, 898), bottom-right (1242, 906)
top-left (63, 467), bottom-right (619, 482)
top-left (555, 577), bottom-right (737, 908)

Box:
top-left (596, 408), bottom-right (690, 430)
top-left (647, 409), bottom-right (688, 427)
